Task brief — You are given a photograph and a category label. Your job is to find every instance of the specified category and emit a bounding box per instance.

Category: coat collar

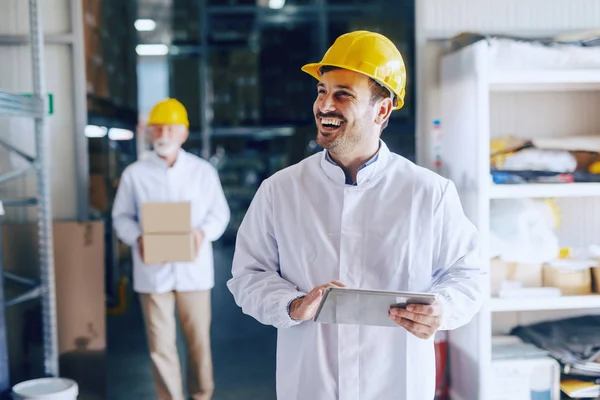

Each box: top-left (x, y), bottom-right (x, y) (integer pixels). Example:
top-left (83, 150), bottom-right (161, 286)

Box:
top-left (150, 148), bottom-right (186, 170)
top-left (320, 139), bottom-right (391, 187)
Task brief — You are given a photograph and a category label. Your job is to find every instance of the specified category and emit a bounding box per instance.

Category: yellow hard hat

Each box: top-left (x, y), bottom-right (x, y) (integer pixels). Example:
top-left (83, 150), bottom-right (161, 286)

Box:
top-left (301, 30), bottom-right (406, 110)
top-left (147, 98), bottom-right (189, 127)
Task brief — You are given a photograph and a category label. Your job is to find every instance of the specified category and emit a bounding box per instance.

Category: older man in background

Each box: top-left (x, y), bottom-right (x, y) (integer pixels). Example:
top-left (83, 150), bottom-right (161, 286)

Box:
top-left (113, 98), bottom-right (230, 400)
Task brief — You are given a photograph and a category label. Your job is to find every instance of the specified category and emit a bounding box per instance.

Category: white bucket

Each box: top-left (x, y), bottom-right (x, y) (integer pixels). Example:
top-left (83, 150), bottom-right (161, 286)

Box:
top-left (12, 378), bottom-right (78, 400)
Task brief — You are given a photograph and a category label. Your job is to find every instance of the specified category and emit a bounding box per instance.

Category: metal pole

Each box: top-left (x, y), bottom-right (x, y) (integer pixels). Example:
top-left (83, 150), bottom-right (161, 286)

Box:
top-left (317, 0), bottom-right (328, 55)
top-left (29, 0), bottom-right (59, 377)
top-left (0, 220), bottom-right (10, 394)
top-left (70, 0), bottom-right (90, 220)
top-left (199, 0), bottom-right (211, 160)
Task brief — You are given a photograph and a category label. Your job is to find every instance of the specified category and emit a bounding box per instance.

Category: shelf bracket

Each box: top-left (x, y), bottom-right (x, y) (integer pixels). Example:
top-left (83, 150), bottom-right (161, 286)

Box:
top-left (4, 272), bottom-right (39, 288)
top-left (0, 34), bottom-right (74, 45)
top-left (0, 138), bottom-right (36, 164)
top-left (0, 90), bottom-right (44, 118)
top-left (5, 286), bottom-right (42, 308)
top-left (2, 198), bottom-right (38, 207)
top-left (0, 165), bottom-right (34, 185)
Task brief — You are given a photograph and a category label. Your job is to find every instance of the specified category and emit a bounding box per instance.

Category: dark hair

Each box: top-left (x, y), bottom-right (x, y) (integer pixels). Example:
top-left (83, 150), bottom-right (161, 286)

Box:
top-left (319, 65), bottom-right (393, 130)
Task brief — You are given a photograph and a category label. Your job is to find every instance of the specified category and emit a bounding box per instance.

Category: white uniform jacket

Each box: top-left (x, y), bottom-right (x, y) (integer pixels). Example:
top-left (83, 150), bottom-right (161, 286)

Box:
top-left (227, 140), bottom-right (483, 400)
top-left (112, 149), bottom-right (230, 293)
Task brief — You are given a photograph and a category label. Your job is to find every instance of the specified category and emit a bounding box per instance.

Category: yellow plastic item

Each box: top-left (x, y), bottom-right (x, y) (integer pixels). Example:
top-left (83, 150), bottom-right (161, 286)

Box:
top-left (147, 98), bottom-right (189, 127)
top-left (544, 199), bottom-right (562, 229)
top-left (558, 247), bottom-right (571, 259)
top-left (301, 30), bottom-right (407, 110)
top-left (589, 161), bottom-right (600, 174)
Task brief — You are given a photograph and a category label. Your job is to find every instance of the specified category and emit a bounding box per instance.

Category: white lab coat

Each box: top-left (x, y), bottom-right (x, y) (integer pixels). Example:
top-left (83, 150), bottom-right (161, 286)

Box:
top-left (227, 140), bottom-right (483, 400)
top-left (112, 149), bottom-right (230, 294)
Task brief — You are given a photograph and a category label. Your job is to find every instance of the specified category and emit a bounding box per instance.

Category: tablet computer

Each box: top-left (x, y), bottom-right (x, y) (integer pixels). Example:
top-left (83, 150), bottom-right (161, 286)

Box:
top-left (313, 287), bottom-right (437, 328)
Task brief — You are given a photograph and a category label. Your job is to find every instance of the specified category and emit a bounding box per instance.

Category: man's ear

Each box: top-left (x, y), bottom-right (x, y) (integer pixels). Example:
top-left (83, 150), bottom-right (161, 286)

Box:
top-left (182, 127), bottom-right (190, 144)
top-left (375, 98), bottom-right (393, 126)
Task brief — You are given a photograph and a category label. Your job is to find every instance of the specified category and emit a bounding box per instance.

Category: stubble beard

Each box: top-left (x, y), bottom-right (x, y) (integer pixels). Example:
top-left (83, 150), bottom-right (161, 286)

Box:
top-left (317, 123), bottom-right (363, 157)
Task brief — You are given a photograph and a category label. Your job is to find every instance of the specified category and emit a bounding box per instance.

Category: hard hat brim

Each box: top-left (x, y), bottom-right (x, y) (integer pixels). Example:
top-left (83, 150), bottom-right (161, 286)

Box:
top-left (301, 62), bottom-right (404, 111)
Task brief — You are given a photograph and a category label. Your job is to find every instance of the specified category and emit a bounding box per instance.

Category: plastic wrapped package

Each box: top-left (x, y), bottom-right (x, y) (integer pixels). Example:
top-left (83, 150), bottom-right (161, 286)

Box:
top-left (490, 199), bottom-right (560, 264)
top-left (494, 148), bottom-right (577, 173)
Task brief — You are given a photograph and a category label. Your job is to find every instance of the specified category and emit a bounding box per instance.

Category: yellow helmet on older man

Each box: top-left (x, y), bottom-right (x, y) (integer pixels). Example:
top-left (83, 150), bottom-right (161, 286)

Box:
top-left (301, 30), bottom-right (406, 110)
top-left (147, 98), bottom-right (190, 127)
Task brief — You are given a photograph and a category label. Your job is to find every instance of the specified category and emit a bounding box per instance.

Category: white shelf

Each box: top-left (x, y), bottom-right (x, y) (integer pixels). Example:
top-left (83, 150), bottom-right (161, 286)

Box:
top-left (0, 90), bottom-right (44, 118)
top-left (490, 295), bottom-right (600, 312)
top-left (440, 41), bottom-right (600, 400)
top-left (489, 183), bottom-right (600, 199)
top-left (489, 69), bottom-right (600, 92)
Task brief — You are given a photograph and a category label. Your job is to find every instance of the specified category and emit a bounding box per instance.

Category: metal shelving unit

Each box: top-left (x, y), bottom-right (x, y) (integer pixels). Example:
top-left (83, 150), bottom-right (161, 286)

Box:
top-left (0, 0), bottom-right (59, 382)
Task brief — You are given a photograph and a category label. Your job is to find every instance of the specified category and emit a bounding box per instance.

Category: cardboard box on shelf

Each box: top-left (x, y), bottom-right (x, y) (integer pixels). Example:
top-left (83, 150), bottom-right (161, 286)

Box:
top-left (543, 263), bottom-right (592, 295)
top-left (53, 221), bottom-right (106, 355)
top-left (592, 266), bottom-right (600, 293)
top-left (89, 174), bottom-right (109, 212)
top-left (89, 153), bottom-right (116, 175)
top-left (208, 51), bottom-right (260, 126)
top-left (490, 258), bottom-right (543, 296)
top-left (141, 202), bottom-right (194, 263)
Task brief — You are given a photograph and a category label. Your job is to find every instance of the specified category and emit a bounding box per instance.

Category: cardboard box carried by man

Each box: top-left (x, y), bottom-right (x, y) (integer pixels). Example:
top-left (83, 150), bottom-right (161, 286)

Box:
top-left (141, 201), bottom-right (198, 264)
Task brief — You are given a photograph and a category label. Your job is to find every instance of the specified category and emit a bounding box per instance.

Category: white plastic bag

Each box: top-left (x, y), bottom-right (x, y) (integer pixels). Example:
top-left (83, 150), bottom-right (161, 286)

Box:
top-left (490, 199), bottom-right (560, 264)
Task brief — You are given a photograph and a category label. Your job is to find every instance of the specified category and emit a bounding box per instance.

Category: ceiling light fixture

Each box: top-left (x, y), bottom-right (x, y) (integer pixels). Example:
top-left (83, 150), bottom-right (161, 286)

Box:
top-left (84, 125), bottom-right (107, 138)
top-left (136, 44), bottom-right (169, 56)
top-left (108, 128), bottom-right (134, 141)
top-left (135, 19), bottom-right (156, 32)
top-left (268, 0), bottom-right (285, 9)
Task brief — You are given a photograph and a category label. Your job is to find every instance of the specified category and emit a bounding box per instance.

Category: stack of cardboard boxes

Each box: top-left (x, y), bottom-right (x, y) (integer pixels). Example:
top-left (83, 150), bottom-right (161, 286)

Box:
top-left (210, 50), bottom-right (261, 127)
top-left (259, 25), bottom-right (315, 125)
top-left (83, 0), bottom-right (137, 112)
top-left (142, 202), bottom-right (196, 263)
top-left (491, 257), bottom-right (600, 296)
top-left (88, 138), bottom-right (117, 214)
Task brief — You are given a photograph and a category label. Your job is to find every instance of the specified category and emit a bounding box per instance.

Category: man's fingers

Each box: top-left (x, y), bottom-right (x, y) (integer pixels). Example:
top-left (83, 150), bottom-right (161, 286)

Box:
top-left (318, 281), bottom-right (345, 291)
top-left (308, 288), bottom-right (323, 301)
top-left (389, 315), bottom-right (433, 338)
top-left (304, 281), bottom-right (347, 312)
top-left (389, 308), bottom-right (436, 327)
top-left (405, 301), bottom-right (442, 317)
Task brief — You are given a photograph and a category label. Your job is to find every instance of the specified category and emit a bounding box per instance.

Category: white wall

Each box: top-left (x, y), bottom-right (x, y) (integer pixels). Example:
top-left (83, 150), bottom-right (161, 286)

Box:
top-left (0, 0), bottom-right (85, 221)
top-left (416, 0), bottom-right (600, 168)
top-left (422, 0), bottom-right (600, 37)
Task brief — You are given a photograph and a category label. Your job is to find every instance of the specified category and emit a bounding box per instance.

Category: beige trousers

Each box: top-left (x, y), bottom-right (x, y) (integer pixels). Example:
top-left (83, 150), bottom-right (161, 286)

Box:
top-left (139, 290), bottom-right (213, 400)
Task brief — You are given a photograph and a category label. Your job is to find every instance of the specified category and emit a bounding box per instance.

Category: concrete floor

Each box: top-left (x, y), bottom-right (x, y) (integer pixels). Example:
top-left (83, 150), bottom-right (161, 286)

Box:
top-left (107, 245), bottom-right (278, 400)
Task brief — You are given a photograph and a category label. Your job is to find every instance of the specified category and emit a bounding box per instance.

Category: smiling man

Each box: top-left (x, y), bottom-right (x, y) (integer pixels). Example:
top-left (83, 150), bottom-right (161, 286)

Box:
top-left (227, 31), bottom-right (484, 400)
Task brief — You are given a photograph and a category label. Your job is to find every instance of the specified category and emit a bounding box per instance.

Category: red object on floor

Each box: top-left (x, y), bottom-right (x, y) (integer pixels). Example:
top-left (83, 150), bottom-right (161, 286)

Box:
top-left (435, 332), bottom-right (449, 400)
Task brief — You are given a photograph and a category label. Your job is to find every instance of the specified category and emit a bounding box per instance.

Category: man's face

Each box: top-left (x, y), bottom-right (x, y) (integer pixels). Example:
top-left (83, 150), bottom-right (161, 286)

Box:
top-left (313, 68), bottom-right (377, 154)
top-left (149, 124), bottom-right (188, 157)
